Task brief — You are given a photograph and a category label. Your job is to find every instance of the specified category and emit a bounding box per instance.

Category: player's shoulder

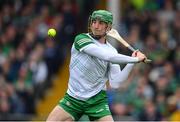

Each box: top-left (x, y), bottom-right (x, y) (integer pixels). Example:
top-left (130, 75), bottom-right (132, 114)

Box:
top-left (74, 33), bottom-right (94, 51)
top-left (75, 33), bottom-right (91, 41)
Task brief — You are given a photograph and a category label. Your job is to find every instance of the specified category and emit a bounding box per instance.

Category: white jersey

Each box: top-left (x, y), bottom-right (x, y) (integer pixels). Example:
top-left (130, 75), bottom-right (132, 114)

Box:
top-left (67, 33), bottom-right (117, 100)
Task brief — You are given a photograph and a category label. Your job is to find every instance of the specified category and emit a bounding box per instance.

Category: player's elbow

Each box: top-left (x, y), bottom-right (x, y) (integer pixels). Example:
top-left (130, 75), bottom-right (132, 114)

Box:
top-left (109, 81), bottom-right (122, 89)
top-left (109, 77), bottom-right (127, 89)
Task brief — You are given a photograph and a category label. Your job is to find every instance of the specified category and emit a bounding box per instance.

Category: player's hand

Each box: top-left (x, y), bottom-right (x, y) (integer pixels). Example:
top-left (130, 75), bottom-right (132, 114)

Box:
top-left (132, 50), bottom-right (147, 62)
top-left (132, 50), bottom-right (138, 57)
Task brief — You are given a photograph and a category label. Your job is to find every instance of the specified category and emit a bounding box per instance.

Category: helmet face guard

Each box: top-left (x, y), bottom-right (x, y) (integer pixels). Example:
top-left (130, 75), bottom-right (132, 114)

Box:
top-left (88, 10), bottom-right (113, 34)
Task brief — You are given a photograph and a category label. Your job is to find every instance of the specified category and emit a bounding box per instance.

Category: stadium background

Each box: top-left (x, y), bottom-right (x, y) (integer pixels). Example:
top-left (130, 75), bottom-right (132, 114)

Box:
top-left (0, 0), bottom-right (179, 121)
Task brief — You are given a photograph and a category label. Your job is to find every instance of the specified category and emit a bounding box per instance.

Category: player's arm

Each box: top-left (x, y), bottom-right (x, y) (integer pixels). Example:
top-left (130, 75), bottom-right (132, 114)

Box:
top-left (74, 34), bottom-right (140, 64)
top-left (108, 63), bottom-right (134, 89)
top-left (83, 45), bottom-right (140, 63)
top-left (108, 51), bottom-right (145, 88)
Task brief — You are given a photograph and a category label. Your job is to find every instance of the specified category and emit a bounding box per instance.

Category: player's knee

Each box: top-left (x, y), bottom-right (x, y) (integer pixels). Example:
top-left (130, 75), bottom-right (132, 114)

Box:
top-left (46, 105), bottom-right (74, 121)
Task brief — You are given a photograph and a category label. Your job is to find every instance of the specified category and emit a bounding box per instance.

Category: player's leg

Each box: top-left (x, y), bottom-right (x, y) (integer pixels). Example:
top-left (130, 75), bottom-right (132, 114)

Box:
top-left (85, 90), bottom-right (113, 121)
top-left (97, 115), bottom-right (114, 121)
top-left (47, 93), bottom-right (84, 121)
top-left (46, 105), bottom-right (74, 121)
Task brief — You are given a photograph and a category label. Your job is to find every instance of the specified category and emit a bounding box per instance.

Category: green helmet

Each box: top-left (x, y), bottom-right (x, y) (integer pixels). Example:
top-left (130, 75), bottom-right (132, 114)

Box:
top-left (90, 10), bottom-right (113, 24)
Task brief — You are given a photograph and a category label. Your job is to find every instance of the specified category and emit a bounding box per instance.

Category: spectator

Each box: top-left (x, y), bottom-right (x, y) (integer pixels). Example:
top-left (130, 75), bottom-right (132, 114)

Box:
top-left (138, 100), bottom-right (163, 121)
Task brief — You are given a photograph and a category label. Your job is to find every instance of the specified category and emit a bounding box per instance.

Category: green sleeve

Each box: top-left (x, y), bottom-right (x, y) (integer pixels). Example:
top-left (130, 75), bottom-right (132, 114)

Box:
top-left (74, 33), bottom-right (94, 51)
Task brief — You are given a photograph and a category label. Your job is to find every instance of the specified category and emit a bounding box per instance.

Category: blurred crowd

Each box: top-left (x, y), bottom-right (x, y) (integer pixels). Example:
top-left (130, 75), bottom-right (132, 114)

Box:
top-left (0, 0), bottom-right (179, 121)
top-left (0, 0), bottom-right (86, 120)
top-left (107, 0), bottom-right (180, 121)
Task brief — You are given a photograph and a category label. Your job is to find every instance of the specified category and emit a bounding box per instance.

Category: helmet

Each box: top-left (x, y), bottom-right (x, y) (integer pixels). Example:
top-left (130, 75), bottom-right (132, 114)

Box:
top-left (90, 10), bottom-right (113, 24)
